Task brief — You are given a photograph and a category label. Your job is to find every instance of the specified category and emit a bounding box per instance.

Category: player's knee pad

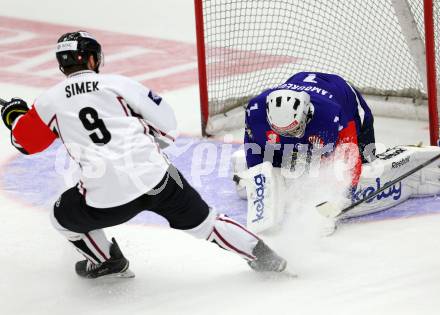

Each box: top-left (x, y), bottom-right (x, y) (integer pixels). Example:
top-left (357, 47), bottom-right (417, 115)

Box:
top-left (51, 207), bottom-right (111, 263)
top-left (69, 229), bottom-right (112, 264)
top-left (207, 213), bottom-right (260, 260)
top-left (185, 208), bottom-right (259, 260)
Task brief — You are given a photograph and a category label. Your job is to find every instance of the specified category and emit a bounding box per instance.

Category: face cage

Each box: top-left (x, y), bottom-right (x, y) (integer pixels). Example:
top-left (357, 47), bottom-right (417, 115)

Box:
top-left (271, 119), bottom-right (307, 138)
top-left (283, 104), bottom-right (314, 138)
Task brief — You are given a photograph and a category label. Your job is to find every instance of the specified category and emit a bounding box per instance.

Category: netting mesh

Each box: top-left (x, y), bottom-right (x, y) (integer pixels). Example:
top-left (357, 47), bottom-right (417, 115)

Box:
top-left (201, 0), bottom-right (440, 116)
top-left (406, 0), bottom-right (440, 92)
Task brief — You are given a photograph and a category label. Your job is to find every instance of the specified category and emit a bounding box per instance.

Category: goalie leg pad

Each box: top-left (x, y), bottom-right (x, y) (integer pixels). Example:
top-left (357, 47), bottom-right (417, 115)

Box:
top-left (345, 145), bottom-right (440, 218)
top-left (237, 162), bottom-right (286, 233)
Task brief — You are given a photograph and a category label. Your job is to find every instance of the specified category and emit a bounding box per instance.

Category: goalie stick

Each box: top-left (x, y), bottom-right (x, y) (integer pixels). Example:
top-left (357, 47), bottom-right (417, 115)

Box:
top-left (316, 151), bottom-right (440, 218)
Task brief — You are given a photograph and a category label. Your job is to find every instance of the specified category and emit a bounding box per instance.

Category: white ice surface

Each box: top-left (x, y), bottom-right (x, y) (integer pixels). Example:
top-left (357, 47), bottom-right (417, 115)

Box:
top-left (0, 1), bottom-right (439, 315)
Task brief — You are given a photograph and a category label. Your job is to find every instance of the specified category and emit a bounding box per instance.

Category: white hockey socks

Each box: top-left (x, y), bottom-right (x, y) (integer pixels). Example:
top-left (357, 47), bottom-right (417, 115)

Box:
top-left (51, 210), bottom-right (111, 264)
top-left (185, 209), bottom-right (260, 260)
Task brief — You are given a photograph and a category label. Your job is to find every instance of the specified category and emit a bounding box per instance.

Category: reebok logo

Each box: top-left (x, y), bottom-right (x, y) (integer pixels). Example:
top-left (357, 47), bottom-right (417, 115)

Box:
top-left (392, 156), bottom-right (410, 168)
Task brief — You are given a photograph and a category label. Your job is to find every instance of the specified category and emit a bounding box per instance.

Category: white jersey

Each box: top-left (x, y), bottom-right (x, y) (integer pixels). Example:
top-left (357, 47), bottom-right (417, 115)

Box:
top-left (29, 70), bottom-right (177, 208)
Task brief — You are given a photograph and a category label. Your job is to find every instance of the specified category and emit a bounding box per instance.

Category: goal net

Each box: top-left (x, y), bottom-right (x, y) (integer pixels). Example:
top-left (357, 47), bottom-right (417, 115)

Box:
top-left (195, 0), bottom-right (439, 142)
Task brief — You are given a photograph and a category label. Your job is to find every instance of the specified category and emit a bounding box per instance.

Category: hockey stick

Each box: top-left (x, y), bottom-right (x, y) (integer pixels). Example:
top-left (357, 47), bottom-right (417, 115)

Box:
top-left (316, 151), bottom-right (440, 218)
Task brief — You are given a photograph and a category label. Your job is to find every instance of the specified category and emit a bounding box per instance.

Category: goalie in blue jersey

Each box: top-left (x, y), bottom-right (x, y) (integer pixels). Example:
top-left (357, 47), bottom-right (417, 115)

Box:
top-left (244, 72), bottom-right (375, 184)
top-left (232, 72), bottom-right (440, 234)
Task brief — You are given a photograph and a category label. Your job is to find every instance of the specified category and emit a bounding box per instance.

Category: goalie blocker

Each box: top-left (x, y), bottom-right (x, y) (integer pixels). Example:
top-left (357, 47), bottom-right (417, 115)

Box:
top-left (233, 145), bottom-right (440, 233)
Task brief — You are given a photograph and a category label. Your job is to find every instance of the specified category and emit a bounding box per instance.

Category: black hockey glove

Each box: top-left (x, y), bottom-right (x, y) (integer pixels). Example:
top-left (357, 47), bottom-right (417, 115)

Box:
top-left (1, 98), bottom-right (29, 130)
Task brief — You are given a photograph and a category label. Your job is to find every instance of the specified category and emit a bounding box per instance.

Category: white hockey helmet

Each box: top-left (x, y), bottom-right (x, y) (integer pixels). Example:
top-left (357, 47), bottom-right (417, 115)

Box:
top-left (266, 90), bottom-right (314, 138)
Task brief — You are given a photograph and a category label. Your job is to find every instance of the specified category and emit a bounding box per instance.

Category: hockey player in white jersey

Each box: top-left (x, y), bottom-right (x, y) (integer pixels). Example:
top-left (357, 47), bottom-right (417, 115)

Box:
top-left (0, 31), bottom-right (287, 278)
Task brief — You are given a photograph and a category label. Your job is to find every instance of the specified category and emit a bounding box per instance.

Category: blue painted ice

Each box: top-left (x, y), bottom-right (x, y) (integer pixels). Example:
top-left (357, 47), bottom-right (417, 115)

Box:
top-left (1, 137), bottom-right (247, 225)
top-left (2, 137), bottom-right (440, 227)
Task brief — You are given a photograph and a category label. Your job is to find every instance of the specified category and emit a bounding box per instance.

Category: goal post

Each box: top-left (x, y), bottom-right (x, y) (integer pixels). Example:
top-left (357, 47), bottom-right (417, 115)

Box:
top-left (194, 0), bottom-right (439, 143)
top-left (424, 0), bottom-right (440, 144)
top-left (194, 0), bottom-right (209, 136)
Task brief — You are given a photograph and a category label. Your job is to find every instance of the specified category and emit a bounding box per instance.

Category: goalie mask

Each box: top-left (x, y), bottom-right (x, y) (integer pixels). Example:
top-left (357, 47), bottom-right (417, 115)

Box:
top-left (56, 31), bottom-right (103, 75)
top-left (266, 90), bottom-right (314, 138)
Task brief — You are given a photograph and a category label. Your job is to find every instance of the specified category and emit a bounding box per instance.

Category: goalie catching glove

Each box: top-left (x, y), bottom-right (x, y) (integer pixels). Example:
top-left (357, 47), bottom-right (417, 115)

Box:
top-left (1, 98), bottom-right (29, 130)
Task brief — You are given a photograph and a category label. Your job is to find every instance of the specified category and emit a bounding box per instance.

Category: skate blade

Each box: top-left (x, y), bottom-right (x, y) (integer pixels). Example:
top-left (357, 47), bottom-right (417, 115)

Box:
top-left (278, 267), bottom-right (297, 279)
top-left (271, 262), bottom-right (297, 279)
top-left (102, 269), bottom-right (136, 279)
top-left (256, 269), bottom-right (297, 280)
top-left (255, 262), bottom-right (297, 279)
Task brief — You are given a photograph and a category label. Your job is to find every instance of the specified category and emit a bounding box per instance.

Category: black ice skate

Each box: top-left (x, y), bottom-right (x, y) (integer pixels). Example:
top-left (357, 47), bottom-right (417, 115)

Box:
top-left (75, 238), bottom-right (135, 279)
top-left (248, 241), bottom-right (287, 272)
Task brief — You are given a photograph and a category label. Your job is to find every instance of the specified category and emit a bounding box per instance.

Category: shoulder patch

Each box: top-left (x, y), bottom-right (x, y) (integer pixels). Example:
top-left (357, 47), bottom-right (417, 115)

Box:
top-left (148, 90), bottom-right (162, 105)
top-left (246, 103), bottom-right (259, 116)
